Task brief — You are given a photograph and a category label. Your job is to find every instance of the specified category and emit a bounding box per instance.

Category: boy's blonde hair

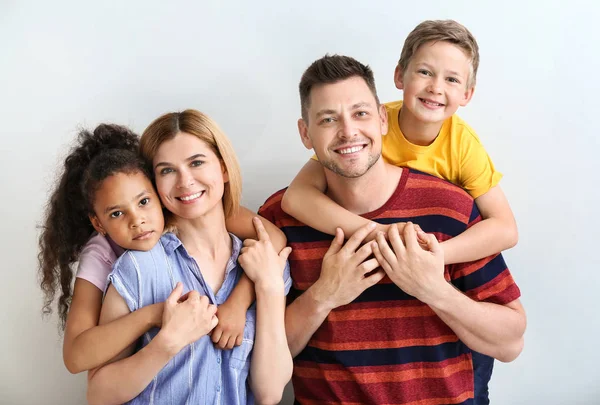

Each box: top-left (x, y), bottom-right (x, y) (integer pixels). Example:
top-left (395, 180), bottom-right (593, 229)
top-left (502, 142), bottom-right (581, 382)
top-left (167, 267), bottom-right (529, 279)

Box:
top-left (140, 109), bottom-right (242, 220)
top-left (398, 20), bottom-right (479, 88)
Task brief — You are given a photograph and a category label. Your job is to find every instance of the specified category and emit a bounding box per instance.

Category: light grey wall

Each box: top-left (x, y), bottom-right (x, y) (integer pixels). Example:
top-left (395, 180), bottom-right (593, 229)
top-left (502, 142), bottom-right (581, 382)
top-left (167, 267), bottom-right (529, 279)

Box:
top-left (1, 0), bottom-right (598, 403)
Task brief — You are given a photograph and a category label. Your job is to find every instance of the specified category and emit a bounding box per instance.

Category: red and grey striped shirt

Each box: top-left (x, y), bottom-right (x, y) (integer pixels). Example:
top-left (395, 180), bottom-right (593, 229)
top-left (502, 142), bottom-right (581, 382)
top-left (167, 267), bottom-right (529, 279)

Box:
top-left (259, 168), bottom-right (521, 405)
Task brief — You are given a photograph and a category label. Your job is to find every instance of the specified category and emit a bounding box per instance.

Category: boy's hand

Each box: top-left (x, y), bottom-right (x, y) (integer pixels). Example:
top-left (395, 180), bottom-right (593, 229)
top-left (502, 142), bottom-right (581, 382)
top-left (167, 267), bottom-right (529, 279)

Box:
top-left (211, 299), bottom-right (246, 350)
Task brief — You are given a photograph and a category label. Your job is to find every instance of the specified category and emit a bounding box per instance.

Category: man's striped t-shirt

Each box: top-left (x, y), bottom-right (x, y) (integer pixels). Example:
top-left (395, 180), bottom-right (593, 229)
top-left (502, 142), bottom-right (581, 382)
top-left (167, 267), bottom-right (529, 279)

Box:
top-left (258, 168), bottom-right (521, 405)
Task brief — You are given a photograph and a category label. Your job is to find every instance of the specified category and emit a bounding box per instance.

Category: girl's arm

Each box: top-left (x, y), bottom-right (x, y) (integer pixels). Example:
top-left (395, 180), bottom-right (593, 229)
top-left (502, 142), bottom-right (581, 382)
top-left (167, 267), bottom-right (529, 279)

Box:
top-left (87, 283), bottom-right (217, 405)
top-left (214, 206), bottom-right (287, 350)
top-left (441, 185), bottom-right (518, 264)
top-left (63, 278), bottom-right (163, 373)
top-left (281, 159), bottom-right (386, 241)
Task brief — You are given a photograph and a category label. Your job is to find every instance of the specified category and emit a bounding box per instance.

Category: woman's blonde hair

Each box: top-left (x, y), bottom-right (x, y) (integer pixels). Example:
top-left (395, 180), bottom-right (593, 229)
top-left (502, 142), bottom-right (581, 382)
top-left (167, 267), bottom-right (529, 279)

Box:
top-left (140, 109), bottom-right (242, 220)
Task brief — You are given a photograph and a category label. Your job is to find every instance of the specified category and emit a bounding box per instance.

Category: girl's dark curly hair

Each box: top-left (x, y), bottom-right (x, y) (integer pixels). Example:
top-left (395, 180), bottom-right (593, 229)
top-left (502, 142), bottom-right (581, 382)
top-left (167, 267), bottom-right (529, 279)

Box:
top-left (38, 123), bottom-right (150, 329)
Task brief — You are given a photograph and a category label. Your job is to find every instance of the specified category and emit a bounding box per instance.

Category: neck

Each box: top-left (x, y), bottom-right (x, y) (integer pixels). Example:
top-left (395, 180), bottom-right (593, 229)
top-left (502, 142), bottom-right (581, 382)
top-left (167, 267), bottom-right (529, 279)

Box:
top-left (325, 158), bottom-right (402, 215)
top-left (398, 106), bottom-right (443, 146)
top-left (172, 204), bottom-right (231, 259)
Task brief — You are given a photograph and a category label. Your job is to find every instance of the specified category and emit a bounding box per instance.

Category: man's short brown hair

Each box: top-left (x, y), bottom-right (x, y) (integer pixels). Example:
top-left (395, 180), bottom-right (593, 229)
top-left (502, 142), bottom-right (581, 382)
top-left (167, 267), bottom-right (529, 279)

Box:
top-left (398, 20), bottom-right (480, 88)
top-left (299, 54), bottom-right (380, 122)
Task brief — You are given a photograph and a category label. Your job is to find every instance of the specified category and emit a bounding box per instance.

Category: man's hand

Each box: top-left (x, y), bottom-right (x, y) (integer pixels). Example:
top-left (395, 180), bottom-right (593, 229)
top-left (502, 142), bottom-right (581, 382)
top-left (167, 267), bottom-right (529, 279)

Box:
top-left (211, 299), bottom-right (246, 350)
top-left (313, 223), bottom-right (385, 310)
top-left (372, 222), bottom-right (446, 305)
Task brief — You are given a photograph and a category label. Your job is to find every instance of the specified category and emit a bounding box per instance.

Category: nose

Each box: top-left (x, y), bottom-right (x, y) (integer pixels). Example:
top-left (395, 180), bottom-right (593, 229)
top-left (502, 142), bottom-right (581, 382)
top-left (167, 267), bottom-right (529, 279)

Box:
top-left (338, 116), bottom-right (357, 140)
top-left (130, 209), bottom-right (146, 229)
top-left (176, 167), bottom-right (195, 189)
top-left (427, 76), bottom-right (443, 94)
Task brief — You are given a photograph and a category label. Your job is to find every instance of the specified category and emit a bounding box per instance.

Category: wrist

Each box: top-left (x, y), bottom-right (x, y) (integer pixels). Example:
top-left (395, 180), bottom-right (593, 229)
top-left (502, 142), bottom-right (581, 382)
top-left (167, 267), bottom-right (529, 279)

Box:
top-left (150, 302), bottom-right (164, 328)
top-left (153, 329), bottom-right (184, 358)
top-left (309, 280), bottom-right (336, 313)
top-left (254, 279), bottom-right (285, 297)
top-left (423, 281), bottom-right (456, 309)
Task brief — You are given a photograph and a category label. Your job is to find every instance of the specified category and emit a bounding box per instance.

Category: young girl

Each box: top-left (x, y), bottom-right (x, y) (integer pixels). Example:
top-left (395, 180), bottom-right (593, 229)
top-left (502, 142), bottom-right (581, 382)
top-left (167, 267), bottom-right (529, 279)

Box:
top-left (86, 109), bottom-right (292, 404)
top-left (38, 124), bottom-right (284, 374)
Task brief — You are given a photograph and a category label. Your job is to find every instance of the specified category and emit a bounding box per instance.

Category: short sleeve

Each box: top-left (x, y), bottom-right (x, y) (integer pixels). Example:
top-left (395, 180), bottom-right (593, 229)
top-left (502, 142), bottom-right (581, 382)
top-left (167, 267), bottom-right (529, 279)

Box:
top-left (76, 234), bottom-right (117, 291)
top-left (458, 124), bottom-right (503, 199)
top-left (282, 261), bottom-right (292, 295)
top-left (107, 251), bottom-right (142, 312)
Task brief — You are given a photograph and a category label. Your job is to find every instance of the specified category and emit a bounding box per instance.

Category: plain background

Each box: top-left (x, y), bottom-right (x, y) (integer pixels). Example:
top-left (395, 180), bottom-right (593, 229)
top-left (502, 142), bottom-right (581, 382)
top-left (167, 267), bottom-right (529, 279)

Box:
top-left (1, 1), bottom-right (599, 404)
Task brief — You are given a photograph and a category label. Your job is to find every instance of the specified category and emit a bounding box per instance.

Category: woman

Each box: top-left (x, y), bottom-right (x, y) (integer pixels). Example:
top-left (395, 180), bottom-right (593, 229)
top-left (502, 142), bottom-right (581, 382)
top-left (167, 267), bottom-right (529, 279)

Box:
top-left (87, 109), bottom-right (292, 405)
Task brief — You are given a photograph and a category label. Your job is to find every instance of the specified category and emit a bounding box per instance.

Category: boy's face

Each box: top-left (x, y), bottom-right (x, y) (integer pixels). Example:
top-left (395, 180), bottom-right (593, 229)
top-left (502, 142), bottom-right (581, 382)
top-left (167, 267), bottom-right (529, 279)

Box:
top-left (298, 76), bottom-right (388, 178)
top-left (395, 41), bottom-right (474, 124)
top-left (90, 171), bottom-right (164, 251)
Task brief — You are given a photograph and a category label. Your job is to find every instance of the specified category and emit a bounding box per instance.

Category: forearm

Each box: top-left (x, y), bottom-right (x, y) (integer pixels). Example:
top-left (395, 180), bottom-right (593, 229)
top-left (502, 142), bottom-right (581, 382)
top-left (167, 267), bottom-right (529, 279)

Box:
top-left (225, 272), bottom-right (255, 309)
top-left (285, 282), bottom-right (333, 357)
top-left (86, 332), bottom-right (177, 405)
top-left (428, 284), bottom-right (526, 362)
top-left (64, 304), bottom-right (160, 374)
top-left (250, 283), bottom-right (292, 404)
top-left (441, 216), bottom-right (518, 264)
top-left (226, 206), bottom-right (287, 252)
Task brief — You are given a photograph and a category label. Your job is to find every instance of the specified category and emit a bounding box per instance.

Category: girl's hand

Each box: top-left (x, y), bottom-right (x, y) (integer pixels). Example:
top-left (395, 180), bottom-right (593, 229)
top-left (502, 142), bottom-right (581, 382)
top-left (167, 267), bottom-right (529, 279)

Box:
top-left (238, 217), bottom-right (291, 290)
top-left (159, 283), bottom-right (218, 355)
top-left (210, 299), bottom-right (246, 350)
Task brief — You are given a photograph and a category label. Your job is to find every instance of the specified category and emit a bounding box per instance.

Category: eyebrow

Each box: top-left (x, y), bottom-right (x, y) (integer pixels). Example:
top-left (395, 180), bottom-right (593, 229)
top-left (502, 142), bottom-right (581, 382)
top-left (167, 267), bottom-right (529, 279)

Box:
top-left (154, 153), bottom-right (207, 169)
top-left (315, 102), bottom-right (373, 118)
top-left (104, 190), bottom-right (149, 214)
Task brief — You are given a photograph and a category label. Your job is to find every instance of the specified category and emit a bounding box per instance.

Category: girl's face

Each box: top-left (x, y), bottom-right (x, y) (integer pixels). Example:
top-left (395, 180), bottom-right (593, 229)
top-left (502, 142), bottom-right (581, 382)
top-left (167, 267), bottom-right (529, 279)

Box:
top-left (90, 171), bottom-right (164, 251)
top-left (152, 132), bottom-right (228, 221)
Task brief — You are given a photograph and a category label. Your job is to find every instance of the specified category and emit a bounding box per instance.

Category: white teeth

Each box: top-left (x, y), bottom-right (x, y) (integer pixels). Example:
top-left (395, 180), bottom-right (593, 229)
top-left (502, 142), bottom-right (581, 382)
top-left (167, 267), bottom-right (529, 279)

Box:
top-left (180, 192), bottom-right (202, 201)
top-left (338, 145), bottom-right (364, 154)
top-left (422, 99), bottom-right (443, 106)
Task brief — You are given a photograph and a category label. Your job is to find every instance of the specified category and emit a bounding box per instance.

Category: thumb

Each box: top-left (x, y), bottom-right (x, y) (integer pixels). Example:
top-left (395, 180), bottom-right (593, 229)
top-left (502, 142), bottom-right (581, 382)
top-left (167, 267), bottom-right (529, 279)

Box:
top-left (278, 246), bottom-right (292, 261)
top-left (422, 231), bottom-right (442, 255)
top-left (325, 228), bottom-right (344, 258)
top-left (167, 282), bottom-right (183, 305)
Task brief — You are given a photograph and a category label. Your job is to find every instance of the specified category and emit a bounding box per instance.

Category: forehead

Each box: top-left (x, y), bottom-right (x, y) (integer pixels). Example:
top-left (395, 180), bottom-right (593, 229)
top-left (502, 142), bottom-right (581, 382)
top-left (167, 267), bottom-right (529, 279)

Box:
top-left (95, 172), bottom-right (152, 203)
top-left (308, 76), bottom-right (377, 115)
top-left (411, 41), bottom-right (471, 71)
top-left (154, 132), bottom-right (215, 161)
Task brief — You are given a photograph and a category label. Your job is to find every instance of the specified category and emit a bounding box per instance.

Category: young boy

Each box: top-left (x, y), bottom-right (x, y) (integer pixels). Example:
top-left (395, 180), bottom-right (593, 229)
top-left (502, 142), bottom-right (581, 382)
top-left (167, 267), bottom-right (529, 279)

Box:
top-left (281, 20), bottom-right (517, 405)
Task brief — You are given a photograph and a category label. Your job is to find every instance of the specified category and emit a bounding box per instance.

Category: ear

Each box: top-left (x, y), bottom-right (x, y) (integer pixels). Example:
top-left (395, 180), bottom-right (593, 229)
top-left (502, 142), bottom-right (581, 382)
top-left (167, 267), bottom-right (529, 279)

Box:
top-left (89, 215), bottom-right (106, 236)
top-left (459, 85), bottom-right (475, 107)
top-left (220, 160), bottom-right (229, 183)
top-left (297, 118), bottom-right (313, 150)
top-left (378, 104), bottom-right (389, 135)
top-left (393, 64), bottom-right (405, 90)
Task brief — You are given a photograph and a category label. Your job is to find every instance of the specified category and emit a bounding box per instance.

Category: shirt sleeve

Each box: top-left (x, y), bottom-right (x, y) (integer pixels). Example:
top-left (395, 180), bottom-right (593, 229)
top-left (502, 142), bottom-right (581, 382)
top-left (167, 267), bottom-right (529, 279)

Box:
top-left (76, 234), bottom-right (117, 291)
top-left (449, 203), bottom-right (521, 304)
top-left (458, 123), bottom-right (503, 199)
top-left (107, 251), bottom-right (141, 312)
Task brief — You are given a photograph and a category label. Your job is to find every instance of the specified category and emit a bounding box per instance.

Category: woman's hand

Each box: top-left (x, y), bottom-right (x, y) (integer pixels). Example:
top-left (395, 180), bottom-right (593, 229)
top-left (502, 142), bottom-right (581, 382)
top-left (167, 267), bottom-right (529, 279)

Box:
top-left (238, 217), bottom-right (291, 291)
top-left (158, 283), bottom-right (218, 356)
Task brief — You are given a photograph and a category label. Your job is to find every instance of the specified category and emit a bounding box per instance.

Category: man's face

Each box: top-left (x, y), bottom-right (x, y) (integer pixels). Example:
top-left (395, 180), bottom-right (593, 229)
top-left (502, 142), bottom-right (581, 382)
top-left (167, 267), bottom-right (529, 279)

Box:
top-left (299, 76), bottom-right (388, 178)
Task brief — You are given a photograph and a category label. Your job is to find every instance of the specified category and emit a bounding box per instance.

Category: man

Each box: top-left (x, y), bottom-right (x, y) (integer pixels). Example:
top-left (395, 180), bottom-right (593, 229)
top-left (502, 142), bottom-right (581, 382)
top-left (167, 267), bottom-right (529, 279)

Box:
top-left (259, 55), bottom-right (526, 404)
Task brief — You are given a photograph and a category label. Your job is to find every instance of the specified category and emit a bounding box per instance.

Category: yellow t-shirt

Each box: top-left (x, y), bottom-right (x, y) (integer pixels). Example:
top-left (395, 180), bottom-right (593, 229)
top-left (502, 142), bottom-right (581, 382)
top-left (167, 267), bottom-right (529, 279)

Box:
top-left (382, 100), bottom-right (502, 199)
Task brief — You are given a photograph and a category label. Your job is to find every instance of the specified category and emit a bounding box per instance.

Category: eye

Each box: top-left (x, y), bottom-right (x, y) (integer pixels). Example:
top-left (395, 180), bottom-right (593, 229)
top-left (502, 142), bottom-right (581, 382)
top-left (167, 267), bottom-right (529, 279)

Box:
top-left (159, 167), bottom-right (173, 175)
top-left (418, 69), bottom-right (432, 76)
top-left (447, 77), bottom-right (460, 84)
top-left (356, 111), bottom-right (368, 117)
top-left (139, 197), bottom-right (150, 206)
top-left (110, 211), bottom-right (123, 218)
top-left (190, 160), bottom-right (204, 167)
top-left (320, 117), bottom-right (335, 124)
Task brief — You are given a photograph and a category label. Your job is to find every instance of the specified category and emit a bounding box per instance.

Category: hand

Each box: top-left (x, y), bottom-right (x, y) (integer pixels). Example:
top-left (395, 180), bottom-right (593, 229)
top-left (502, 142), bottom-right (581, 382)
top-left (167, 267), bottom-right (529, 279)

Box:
top-left (159, 283), bottom-right (219, 355)
top-left (372, 222), bottom-right (446, 305)
top-left (313, 223), bottom-right (386, 310)
top-left (210, 299), bottom-right (246, 350)
top-left (238, 217), bottom-right (291, 289)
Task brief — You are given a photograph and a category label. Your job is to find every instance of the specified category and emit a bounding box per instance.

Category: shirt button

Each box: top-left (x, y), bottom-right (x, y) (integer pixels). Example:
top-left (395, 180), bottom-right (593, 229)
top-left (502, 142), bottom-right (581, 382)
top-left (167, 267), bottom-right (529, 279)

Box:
top-left (217, 357), bottom-right (221, 364)
top-left (217, 385), bottom-right (221, 392)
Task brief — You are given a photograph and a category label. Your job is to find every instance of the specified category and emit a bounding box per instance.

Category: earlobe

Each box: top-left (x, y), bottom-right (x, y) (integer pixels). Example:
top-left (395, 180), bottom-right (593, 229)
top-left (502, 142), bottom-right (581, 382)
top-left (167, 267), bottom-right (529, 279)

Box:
top-left (460, 86), bottom-right (475, 107)
top-left (394, 65), bottom-right (404, 90)
top-left (89, 215), bottom-right (106, 236)
top-left (220, 161), bottom-right (229, 183)
top-left (379, 104), bottom-right (389, 135)
top-left (298, 118), bottom-right (313, 150)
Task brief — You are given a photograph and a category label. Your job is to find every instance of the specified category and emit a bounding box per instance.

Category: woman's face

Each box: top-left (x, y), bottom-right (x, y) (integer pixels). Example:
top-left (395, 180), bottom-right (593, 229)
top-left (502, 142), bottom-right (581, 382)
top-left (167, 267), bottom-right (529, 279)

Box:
top-left (152, 132), bottom-right (228, 221)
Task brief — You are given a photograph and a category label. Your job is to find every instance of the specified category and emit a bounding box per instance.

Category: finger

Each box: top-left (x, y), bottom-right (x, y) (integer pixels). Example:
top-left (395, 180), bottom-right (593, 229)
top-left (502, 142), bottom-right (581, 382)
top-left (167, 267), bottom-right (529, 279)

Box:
top-left (240, 247), bottom-right (249, 255)
top-left (278, 246), bottom-right (292, 261)
top-left (217, 335), bottom-right (230, 350)
top-left (210, 315), bottom-right (219, 330)
top-left (352, 241), bottom-right (373, 265)
top-left (371, 241), bottom-right (393, 274)
top-left (403, 222), bottom-right (420, 252)
top-left (211, 327), bottom-right (223, 343)
top-left (225, 336), bottom-right (236, 350)
top-left (375, 233), bottom-right (399, 271)
top-left (243, 239), bottom-right (257, 247)
top-left (235, 334), bottom-right (243, 347)
top-left (424, 232), bottom-right (442, 255)
top-left (253, 217), bottom-right (270, 242)
top-left (388, 223), bottom-right (407, 257)
top-left (358, 257), bottom-right (380, 275)
top-left (363, 269), bottom-right (386, 287)
top-left (324, 228), bottom-right (344, 258)
top-left (207, 304), bottom-right (218, 316)
top-left (342, 222), bottom-right (377, 254)
top-left (166, 282), bottom-right (183, 305)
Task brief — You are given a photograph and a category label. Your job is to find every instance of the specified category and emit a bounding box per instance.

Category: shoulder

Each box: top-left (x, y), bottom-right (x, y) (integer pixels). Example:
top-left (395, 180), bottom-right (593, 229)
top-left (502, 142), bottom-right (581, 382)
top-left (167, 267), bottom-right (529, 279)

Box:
top-left (258, 188), bottom-right (290, 223)
top-left (446, 113), bottom-right (483, 145)
top-left (80, 233), bottom-right (117, 265)
top-left (384, 99), bottom-right (403, 112)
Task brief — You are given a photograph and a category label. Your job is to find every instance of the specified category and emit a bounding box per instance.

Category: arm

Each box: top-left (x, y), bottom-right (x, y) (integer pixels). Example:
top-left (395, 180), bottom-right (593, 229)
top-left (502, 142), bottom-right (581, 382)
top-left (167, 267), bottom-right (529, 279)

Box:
top-left (87, 284), bottom-right (218, 405)
top-left (373, 223), bottom-right (526, 362)
top-left (441, 185), bottom-right (518, 264)
top-left (63, 278), bottom-right (163, 374)
top-left (281, 159), bottom-right (385, 241)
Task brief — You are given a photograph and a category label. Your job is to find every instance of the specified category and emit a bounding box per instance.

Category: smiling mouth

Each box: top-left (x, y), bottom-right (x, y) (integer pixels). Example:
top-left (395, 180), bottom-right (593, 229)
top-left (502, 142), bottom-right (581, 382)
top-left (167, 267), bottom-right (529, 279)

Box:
top-left (133, 231), bottom-right (154, 240)
top-left (176, 191), bottom-right (205, 203)
top-left (335, 144), bottom-right (366, 155)
top-left (419, 98), bottom-right (445, 107)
